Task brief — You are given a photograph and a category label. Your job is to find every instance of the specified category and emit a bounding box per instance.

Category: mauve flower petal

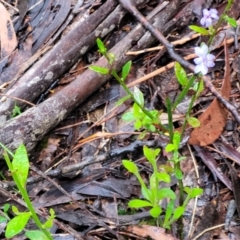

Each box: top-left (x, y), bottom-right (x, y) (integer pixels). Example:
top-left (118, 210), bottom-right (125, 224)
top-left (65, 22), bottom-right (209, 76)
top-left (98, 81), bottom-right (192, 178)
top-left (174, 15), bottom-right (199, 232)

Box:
top-left (206, 54), bottom-right (215, 61)
top-left (205, 18), bottom-right (212, 27)
top-left (203, 9), bottom-right (209, 16)
top-left (200, 64), bottom-right (208, 75)
top-left (209, 9), bottom-right (219, 19)
top-left (193, 57), bottom-right (203, 65)
top-left (200, 18), bottom-right (205, 26)
top-left (200, 43), bottom-right (209, 55)
top-left (206, 61), bottom-right (215, 68)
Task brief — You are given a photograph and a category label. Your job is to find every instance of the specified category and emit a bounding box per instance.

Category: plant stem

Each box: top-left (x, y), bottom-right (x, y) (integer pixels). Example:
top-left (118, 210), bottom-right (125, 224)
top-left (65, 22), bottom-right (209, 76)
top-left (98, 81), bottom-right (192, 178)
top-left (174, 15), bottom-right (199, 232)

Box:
top-left (3, 153), bottom-right (52, 240)
top-left (112, 70), bottom-right (168, 132)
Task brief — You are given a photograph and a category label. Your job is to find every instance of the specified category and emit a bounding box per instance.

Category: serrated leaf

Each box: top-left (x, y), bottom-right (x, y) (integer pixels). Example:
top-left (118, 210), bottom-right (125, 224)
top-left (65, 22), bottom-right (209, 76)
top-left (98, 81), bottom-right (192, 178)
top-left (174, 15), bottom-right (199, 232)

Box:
top-left (89, 66), bottom-right (109, 75)
top-left (122, 61), bottom-right (132, 81)
top-left (189, 25), bottom-right (209, 35)
top-left (128, 199), bottom-right (152, 208)
top-left (116, 95), bottom-right (131, 106)
top-left (5, 212), bottom-right (31, 238)
top-left (25, 230), bottom-right (49, 240)
top-left (12, 144), bottom-right (29, 188)
top-left (133, 87), bottom-right (144, 106)
top-left (122, 160), bottom-right (138, 174)
top-left (187, 117), bottom-right (200, 128)
top-left (173, 206), bottom-right (185, 220)
top-left (174, 62), bottom-right (188, 87)
top-left (149, 206), bottom-right (162, 218)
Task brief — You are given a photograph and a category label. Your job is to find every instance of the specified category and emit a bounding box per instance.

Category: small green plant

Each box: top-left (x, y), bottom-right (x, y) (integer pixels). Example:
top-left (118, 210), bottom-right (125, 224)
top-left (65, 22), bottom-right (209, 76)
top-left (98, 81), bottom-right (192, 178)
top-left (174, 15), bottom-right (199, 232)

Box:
top-left (90, 0), bottom-right (236, 233)
top-left (90, 38), bottom-right (203, 229)
top-left (0, 143), bottom-right (54, 240)
top-left (11, 103), bottom-right (21, 118)
top-left (122, 146), bottom-right (202, 228)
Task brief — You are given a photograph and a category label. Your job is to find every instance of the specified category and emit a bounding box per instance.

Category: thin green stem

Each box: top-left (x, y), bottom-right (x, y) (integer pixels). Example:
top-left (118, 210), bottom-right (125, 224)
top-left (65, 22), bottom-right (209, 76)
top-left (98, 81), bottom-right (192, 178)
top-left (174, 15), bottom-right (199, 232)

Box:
top-left (3, 152), bottom-right (52, 240)
top-left (112, 70), bottom-right (168, 132)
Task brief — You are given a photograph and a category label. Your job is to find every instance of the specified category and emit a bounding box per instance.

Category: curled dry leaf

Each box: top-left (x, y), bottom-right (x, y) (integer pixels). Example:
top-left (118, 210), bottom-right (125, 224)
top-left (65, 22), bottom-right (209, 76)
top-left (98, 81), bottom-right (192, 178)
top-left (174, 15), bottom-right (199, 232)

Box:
top-left (0, 3), bottom-right (17, 58)
top-left (188, 39), bottom-right (231, 146)
top-left (127, 225), bottom-right (179, 240)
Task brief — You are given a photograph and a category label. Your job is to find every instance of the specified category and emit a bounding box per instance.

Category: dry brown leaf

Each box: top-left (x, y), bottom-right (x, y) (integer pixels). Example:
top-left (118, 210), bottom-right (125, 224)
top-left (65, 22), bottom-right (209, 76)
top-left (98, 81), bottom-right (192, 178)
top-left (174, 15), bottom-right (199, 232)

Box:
top-left (188, 39), bottom-right (231, 146)
top-left (0, 3), bottom-right (17, 58)
top-left (127, 225), bottom-right (179, 240)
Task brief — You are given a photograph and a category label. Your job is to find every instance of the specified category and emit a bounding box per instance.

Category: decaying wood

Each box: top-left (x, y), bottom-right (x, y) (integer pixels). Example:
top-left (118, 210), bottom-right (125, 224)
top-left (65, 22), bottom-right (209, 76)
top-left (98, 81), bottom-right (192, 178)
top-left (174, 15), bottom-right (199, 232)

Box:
top-left (0, 0), bottom-right (181, 156)
top-left (0, 0), bottom-right (126, 122)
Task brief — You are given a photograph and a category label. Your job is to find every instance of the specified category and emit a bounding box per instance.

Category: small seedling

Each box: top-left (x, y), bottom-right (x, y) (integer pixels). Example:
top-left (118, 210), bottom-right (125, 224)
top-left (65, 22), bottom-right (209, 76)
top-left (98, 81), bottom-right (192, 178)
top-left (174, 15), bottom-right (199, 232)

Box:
top-left (0, 143), bottom-right (54, 240)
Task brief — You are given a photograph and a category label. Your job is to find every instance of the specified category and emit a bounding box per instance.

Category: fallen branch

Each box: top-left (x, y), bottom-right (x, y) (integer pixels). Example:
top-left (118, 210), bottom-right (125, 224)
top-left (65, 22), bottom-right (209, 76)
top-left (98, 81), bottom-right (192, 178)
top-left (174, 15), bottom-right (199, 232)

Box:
top-left (0, 0), bottom-right (181, 156)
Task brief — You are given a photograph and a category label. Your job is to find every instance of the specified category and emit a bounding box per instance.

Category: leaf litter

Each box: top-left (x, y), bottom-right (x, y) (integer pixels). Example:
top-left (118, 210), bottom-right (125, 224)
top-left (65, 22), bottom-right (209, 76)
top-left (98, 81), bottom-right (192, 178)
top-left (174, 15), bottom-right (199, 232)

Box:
top-left (0, 0), bottom-right (240, 239)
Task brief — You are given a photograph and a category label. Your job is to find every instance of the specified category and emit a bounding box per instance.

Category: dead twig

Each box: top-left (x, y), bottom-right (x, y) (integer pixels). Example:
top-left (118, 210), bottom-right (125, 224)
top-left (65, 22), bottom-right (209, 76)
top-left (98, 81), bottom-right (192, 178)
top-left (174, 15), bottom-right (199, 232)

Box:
top-left (119, 0), bottom-right (240, 124)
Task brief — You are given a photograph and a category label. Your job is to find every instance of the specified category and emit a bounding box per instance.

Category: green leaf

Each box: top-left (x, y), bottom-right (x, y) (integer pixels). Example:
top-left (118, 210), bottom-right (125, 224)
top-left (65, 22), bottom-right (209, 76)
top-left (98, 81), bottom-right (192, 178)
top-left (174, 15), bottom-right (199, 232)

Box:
top-left (89, 66), bottom-right (109, 75)
top-left (122, 160), bottom-right (138, 174)
top-left (165, 143), bottom-right (175, 152)
top-left (122, 61), bottom-right (132, 81)
top-left (108, 52), bottom-right (115, 64)
top-left (134, 119), bottom-right (142, 130)
top-left (12, 144), bottom-right (29, 188)
top-left (116, 95), bottom-right (131, 106)
top-left (128, 199), bottom-right (153, 208)
top-left (189, 25), bottom-right (209, 35)
top-left (5, 212), bottom-right (31, 238)
top-left (121, 111), bottom-right (135, 121)
top-left (163, 200), bottom-right (175, 228)
top-left (158, 188), bottom-right (176, 200)
top-left (133, 87), bottom-right (144, 106)
top-left (96, 38), bottom-right (107, 54)
top-left (12, 206), bottom-right (20, 215)
top-left (187, 117), bottom-right (200, 128)
top-left (25, 230), bottom-right (49, 240)
top-left (185, 187), bottom-right (203, 198)
top-left (0, 216), bottom-right (7, 223)
top-left (173, 206), bottom-right (185, 220)
top-left (3, 203), bottom-right (10, 213)
top-left (174, 62), bottom-right (188, 87)
top-left (224, 15), bottom-right (237, 27)
top-left (156, 172), bottom-right (171, 183)
top-left (173, 131), bottom-right (181, 149)
top-left (141, 187), bottom-right (152, 202)
top-left (42, 218), bottom-right (53, 229)
top-left (174, 168), bottom-right (183, 180)
top-left (143, 146), bottom-right (160, 164)
top-left (149, 206), bottom-right (162, 218)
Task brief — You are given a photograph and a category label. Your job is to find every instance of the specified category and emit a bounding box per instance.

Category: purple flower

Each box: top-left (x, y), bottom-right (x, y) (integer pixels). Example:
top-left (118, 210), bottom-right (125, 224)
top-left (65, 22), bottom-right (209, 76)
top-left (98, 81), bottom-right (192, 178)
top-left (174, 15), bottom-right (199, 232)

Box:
top-left (194, 43), bottom-right (215, 75)
top-left (200, 8), bottom-right (219, 27)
